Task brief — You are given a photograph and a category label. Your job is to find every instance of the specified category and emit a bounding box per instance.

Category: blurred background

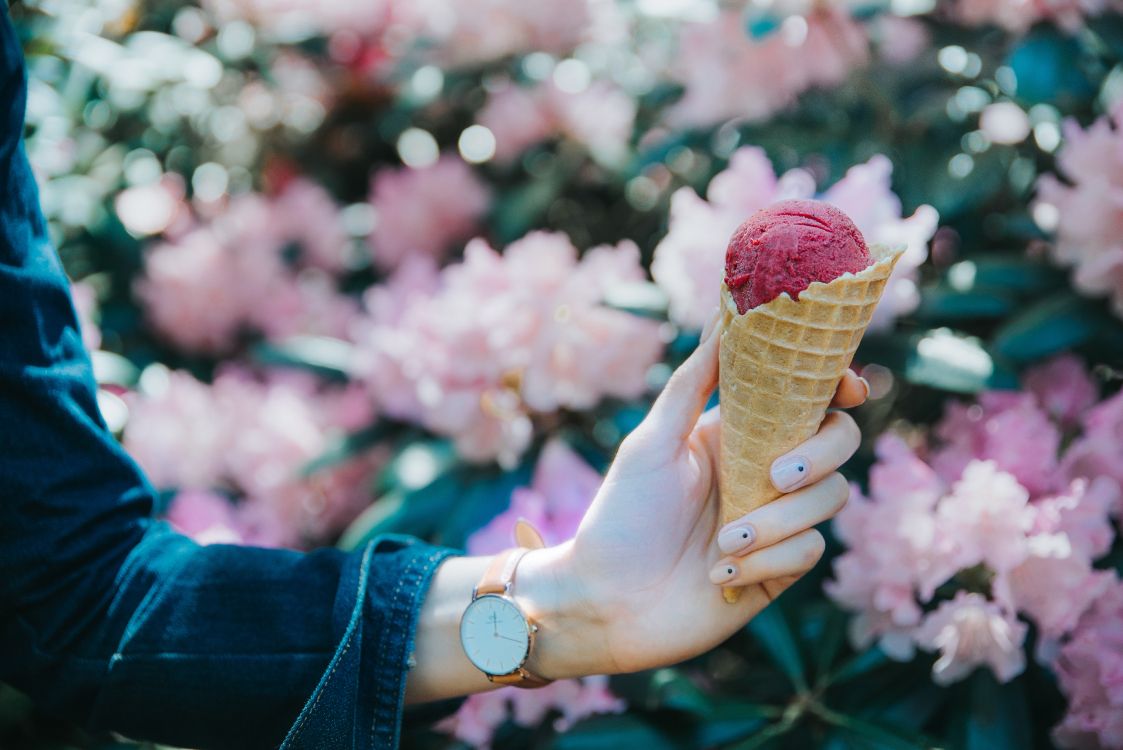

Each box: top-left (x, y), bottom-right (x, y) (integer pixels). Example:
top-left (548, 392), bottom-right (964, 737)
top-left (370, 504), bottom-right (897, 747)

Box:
top-left (7, 0), bottom-right (1123, 747)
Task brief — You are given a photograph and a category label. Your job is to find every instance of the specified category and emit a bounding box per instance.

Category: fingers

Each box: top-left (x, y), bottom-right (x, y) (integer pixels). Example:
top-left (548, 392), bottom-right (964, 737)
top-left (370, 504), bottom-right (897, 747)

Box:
top-left (709, 529), bottom-right (826, 587)
top-left (640, 307), bottom-right (721, 446)
top-left (715, 472), bottom-right (849, 556)
top-left (830, 369), bottom-right (870, 409)
top-left (767, 411), bottom-right (860, 495)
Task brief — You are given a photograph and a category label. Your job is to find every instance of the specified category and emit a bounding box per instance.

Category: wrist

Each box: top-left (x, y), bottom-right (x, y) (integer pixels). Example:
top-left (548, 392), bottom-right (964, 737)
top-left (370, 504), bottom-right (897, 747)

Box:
top-left (513, 540), bottom-right (608, 680)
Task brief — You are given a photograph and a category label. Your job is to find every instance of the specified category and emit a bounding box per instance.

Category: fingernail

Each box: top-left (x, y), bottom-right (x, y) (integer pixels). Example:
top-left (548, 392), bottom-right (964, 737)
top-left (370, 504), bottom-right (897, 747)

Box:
top-left (858, 376), bottom-right (871, 400)
top-left (771, 454), bottom-right (810, 492)
top-left (718, 525), bottom-right (756, 555)
top-left (710, 562), bottom-right (737, 584)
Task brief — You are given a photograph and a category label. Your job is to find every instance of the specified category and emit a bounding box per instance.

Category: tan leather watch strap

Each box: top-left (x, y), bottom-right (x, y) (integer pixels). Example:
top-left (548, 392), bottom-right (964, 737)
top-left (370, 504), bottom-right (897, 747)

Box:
top-left (470, 517), bottom-right (552, 688)
top-left (475, 547), bottom-right (530, 596)
top-left (489, 668), bottom-right (552, 688)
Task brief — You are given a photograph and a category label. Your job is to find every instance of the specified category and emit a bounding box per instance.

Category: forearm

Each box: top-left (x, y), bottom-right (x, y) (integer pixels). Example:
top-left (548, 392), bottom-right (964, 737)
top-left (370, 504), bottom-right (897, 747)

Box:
top-left (404, 540), bottom-right (604, 704)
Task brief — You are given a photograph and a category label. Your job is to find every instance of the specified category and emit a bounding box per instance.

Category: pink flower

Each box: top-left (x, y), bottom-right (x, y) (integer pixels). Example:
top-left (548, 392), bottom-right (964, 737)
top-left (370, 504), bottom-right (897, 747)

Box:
top-left (819, 156), bottom-right (939, 332)
top-left (70, 280), bottom-right (101, 352)
top-left (1034, 105), bottom-right (1123, 318)
top-left (467, 440), bottom-right (602, 555)
top-left (914, 592), bottom-right (1027, 685)
top-left (930, 392), bottom-right (1060, 497)
top-left (950, 0), bottom-right (1113, 32)
top-left (125, 368), bottom-right (381, 547)
top-left (664, 8), bottom-right (868, 130)
top-left (478, 79), bottom-right (636, 165)
top-left (1024, 354), bottom-right (1099, 426)
top-left (938, 461), bottom-right (1033, 574)
top-left (439, 675), bottom-right (625, 749)
top-left (272, 178), bottom-right (351, 273)
top-left (651, 148), bottom-right (936, 330)
top-left (1032, 477), bottom-right (1120, 560)
top-left (996, 532), bottom-right (1113, 639)
top-left (1061, 390), bottom-right (1123, 490)
top-left (1053, 576), bottom-right (1123, 749)
top-left (354, 232), bottom-right (663, 464)
top-left (367, 154), bottom-right (490, 270)
top-left (166, 490), bottom-right (248, 546)
top-left (826, 436), bottom-right (957, 656)
top-left (124, 368), bottom-right (229, 489)
top-left (413, 0), bottom-right (593, 67)
top-left (136, 183), bottom-right (355, 353)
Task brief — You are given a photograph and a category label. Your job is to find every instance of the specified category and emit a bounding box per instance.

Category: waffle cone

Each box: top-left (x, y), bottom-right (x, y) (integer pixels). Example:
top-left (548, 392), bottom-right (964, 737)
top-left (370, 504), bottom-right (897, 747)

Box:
top-left (719, 244), bottom-right (903, 603)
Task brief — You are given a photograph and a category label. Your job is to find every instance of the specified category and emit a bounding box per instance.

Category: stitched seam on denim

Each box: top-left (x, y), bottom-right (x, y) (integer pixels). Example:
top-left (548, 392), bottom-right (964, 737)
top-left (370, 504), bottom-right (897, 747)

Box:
top-left (371, 546), bottom-right (457, 749)
top-left (369, 549), bottom-right (420, 748)
top-left (282, 541), bottom-right (373, 749)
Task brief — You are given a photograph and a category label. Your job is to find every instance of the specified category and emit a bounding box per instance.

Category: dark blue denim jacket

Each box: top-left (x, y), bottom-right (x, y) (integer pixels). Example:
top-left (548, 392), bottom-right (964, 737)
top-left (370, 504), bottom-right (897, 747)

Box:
top-left (0, 10), bottom-right (460, 749)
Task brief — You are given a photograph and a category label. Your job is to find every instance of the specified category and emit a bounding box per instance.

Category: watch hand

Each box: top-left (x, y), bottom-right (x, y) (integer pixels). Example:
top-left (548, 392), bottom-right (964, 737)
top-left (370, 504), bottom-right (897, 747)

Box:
top-left (496, 634), bottom-right (523, 644)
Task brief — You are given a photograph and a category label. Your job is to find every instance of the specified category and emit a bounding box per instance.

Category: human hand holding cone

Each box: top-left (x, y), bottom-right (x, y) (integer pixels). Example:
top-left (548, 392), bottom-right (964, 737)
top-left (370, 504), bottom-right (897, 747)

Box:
top-left (718, 201), bottom-right (903, 603)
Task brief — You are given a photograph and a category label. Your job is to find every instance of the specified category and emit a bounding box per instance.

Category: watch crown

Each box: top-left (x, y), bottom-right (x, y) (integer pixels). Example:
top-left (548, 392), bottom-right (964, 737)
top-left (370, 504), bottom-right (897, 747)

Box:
top-left (531, 624), bottom-right (539, 633)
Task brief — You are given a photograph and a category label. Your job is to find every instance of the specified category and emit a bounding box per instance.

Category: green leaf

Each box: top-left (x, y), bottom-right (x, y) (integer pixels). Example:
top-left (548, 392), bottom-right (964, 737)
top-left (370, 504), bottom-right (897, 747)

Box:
top-left (646, 668), bottom-right (714, 717)
top-left (807, 606), bottom-right (849, 683)
top-left (300, 422), bottom-right (399, 477)
top-left (945, 256), bottom-right (1064, 296)
top-left (251, 336), bottom-right (353, 381)
top-left (826, 647), bottom-right (890, 688)
top-left (337, 471), bottom-right (461, 550)
top-left (603, 281), bottom-right (670, 320)
top-left (747, 605), bottom-right (808, 692)
top-left (551, 714), bottom-right (678, 750)
top-left (724, 717), bottom-right (797, 750)
top-left (913, 287), bottom-right (1016, 323)
top-left (821, 713), bottom-right (930, 750)
top-left (687, 700), bottom-right (779, 747)
top-left (956, 672), bottom-right (1031, 750)
top-left (992, 292), bottom-right (1121, 363)
top-left (859, 329), bottom-right (1017, 394)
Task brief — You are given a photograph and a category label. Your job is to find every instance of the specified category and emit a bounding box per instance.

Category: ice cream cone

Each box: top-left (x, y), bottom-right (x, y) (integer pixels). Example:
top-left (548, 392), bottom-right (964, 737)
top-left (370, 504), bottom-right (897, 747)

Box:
top-left (719, 244), bottom-right (903, 603)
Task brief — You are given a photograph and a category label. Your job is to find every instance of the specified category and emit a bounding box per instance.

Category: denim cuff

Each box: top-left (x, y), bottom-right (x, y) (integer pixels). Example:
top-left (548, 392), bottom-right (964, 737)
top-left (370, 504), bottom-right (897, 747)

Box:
top-left (281, 535), bottom-right (459, 750)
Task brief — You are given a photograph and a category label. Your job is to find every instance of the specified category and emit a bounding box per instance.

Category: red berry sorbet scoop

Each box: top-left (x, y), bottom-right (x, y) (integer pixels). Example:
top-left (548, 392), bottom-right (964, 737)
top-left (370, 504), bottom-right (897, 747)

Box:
top-left (724, 199), bottom-right (871, 314)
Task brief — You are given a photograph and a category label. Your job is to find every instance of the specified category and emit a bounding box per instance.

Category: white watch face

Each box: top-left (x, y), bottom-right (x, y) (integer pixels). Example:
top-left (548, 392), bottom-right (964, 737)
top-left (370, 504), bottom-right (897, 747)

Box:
top-left (460, 594), bottom-right (530, 675)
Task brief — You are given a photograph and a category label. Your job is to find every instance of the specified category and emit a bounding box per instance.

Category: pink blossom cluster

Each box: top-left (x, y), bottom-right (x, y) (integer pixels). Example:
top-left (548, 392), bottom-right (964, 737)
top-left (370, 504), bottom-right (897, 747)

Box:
top-left (477, 79), bottom-right (636, 165)
top-left (367, 154), bottom-right (491, 270)
top-left (1053, 577), bottom-right (1123, 748)
top-left (439, 440), bottom-right (625, 747)
top-left (202, 0), bottom-right (593, 68)
top-left (663, 7), bottom-right (868, 130)
top-left (124, 367), bottom-right (379, 548)
top-left (1035, 104), bottom-right (1123, 319)
top-left (947, 0), bottom-right (1119, 33)
top-left (651, 147), bottom-right (938, 330)
top-left (136, 178), bottom-right (356, 354)
top-left (353, 231), bottom-right (664, 466)
top-left (71, 280), bottom-right (102, 352)
top-left (826, 355), bottom-right (1123, 746)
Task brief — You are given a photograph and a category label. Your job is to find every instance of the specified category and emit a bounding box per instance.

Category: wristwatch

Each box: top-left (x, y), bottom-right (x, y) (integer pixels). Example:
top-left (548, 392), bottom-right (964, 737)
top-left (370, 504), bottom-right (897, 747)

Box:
top-left (459, 519), bottom-right (554, 688)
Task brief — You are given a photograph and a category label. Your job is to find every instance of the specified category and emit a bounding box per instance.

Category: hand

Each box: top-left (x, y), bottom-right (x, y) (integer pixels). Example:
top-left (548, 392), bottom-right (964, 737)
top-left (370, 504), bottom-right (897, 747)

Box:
top-left (523, 314), bottom-right (867, 679)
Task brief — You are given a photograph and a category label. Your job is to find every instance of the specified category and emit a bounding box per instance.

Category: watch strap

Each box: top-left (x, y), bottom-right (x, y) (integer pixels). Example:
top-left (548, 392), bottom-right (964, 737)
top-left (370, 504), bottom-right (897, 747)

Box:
top-left (470, 518), bottom-right (553, 688)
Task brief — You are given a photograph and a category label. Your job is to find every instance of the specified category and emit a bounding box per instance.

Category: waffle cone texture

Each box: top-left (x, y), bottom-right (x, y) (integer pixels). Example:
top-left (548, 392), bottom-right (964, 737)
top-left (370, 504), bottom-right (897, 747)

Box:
top-left (719, 244), bottom-right (903, 603)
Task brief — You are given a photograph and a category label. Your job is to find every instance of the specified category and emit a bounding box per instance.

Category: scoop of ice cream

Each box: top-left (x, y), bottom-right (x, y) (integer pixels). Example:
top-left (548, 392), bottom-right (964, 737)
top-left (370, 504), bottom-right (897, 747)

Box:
top-left (724, 199), bottom-right (871, 313)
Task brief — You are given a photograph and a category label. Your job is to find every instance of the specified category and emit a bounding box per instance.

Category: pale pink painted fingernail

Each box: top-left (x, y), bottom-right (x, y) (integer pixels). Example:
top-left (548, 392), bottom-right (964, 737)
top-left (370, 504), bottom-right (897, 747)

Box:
top-left (771, 454), bottom-right (810, 492)
top-left (858, 376), bottom-right (871, 400)
top-left (718, 525), bottom-right (756, 555)
top-left (710, 562), bottom-right (737, 584)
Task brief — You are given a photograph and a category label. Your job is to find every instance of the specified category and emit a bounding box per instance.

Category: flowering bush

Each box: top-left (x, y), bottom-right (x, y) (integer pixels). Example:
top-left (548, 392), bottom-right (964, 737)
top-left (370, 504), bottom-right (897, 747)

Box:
top-left (11, 0), bottom-right (1123, 748)
top-left (827, 355), bottom-right (1122, 742)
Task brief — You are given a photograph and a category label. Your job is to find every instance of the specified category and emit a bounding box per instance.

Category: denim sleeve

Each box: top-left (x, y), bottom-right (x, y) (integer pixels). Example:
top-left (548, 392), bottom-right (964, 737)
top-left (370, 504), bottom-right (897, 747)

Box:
top-left (0, 10), bottom-right (459, 749)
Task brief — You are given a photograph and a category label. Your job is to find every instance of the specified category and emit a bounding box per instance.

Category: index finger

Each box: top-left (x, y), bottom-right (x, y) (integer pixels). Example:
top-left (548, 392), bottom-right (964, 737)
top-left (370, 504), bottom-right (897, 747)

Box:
top-left (829, 369), bottom-right (870, 409)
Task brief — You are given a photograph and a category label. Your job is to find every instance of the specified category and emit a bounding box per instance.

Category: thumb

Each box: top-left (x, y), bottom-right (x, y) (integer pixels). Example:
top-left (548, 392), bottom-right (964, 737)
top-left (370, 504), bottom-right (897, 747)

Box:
top-left (639, 308), bottom-right (721, 451)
